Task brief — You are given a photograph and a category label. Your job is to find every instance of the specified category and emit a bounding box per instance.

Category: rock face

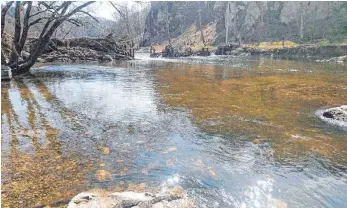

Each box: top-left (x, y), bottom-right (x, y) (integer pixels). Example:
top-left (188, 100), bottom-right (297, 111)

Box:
top-left (67, 186), bottom-right (195, 208)
top-left (142, 2), bottom-right (341, 46)
top-left (316, 105), bottom-right (347, 129)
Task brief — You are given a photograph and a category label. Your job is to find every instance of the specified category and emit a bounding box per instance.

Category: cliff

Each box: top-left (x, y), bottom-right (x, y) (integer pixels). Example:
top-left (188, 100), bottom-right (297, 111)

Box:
top-left (141, 1), bottom-right (344, 47)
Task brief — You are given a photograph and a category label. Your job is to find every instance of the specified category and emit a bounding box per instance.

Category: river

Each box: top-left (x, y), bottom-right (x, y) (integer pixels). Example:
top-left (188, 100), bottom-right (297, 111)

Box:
top-left (1, 54), bottom-right (347, 208)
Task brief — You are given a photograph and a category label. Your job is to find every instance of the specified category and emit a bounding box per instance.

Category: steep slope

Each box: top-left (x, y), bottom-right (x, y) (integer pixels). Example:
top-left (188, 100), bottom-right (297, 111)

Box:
top-left (141, 1), bottom-right (343, 47)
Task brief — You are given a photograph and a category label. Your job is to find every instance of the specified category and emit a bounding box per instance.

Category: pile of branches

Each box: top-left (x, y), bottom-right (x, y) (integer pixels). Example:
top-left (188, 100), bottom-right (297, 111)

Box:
top-left (25, 37), bottom-right (133, 62)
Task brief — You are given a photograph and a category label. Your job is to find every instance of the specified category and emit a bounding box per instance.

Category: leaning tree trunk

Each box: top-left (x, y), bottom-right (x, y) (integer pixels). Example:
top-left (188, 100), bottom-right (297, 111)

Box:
top-left (1, 1), bottom-right (14, 65)
top-left (10, 1), bottom-right (95, 75)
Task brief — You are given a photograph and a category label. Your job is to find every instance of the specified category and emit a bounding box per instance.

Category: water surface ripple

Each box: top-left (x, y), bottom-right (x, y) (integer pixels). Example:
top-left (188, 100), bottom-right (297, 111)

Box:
top-left (1, 56), bottom-right (347, 208)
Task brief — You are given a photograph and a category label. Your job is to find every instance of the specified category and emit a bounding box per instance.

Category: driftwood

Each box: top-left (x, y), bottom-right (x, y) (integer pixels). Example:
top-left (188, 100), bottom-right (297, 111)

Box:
top-left (24, 37), bottom-right (133, 62)
top-left (151, 45), bottom-right (211, 58)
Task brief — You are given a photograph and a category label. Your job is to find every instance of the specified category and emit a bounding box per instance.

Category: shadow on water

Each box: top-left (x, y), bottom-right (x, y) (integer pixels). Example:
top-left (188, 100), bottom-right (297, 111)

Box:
top-left (1, 56), bottom-right (347, 208)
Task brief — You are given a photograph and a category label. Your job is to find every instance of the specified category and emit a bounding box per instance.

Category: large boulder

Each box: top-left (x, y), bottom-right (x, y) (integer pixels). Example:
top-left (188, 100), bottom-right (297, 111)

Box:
top-left (316, 105), bottom-right (347, 129)
top-left (215, 44), bottom-right (240, 55)
top-left (67, 186), bottom-right (195, 208)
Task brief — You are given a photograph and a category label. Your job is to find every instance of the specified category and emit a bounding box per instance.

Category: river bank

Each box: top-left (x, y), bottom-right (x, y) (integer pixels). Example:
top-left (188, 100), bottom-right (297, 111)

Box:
top-left (243, 44), bottom-right (347, 62)
top-left (141, 43), bottom-right (347, 63)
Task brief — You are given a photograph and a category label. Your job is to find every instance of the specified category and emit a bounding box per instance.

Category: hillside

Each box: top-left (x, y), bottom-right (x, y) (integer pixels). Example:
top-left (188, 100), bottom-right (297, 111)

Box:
top-left (141, 1), bottom-right (346, 47)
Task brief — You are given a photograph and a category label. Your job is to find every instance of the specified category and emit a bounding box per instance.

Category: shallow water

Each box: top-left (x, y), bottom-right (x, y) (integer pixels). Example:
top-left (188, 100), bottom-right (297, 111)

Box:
top-left (1, 55), bottom-right (347, 208)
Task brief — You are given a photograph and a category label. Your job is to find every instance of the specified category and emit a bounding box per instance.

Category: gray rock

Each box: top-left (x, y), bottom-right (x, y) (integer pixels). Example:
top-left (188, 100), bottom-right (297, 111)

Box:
top-left (1, 65), bottom-right (12, 80)
top-left (103, 55), bottom-right (114, 62)
top-left (67, 186), bottom-right (195, 208)
top-left (36, 57), bottom-right (44, 62)
top-left (21, 51), bottom-right (30, 59)
top-left (316, 105), bottom-right (347, 129)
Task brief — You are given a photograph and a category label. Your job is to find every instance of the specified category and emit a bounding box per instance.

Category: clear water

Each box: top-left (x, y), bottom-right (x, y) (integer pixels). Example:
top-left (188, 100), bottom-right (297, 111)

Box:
top-left (1, 55), bottom-right (347, 208)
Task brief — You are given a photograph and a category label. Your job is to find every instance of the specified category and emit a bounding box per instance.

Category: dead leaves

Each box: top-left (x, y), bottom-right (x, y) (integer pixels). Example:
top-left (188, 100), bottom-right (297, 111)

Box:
top-left (95, 170), bottom-right (112, 182)
top-left (127, 183), bottom-right (146, 192)
top-left (168, 146), bottom-right (177, 152)
top-left (121, 167), bottom-right (129, 175)
top-left (162, 146), bottom-right (177, 154)
top-left (97, 146), bottom-right (110, 154)
top-left (193, 159), bottom-right (217, 177)
top-left (269, 198), bottom-right (288, 208)
top-left (208, 168), bottom-right (216, 176)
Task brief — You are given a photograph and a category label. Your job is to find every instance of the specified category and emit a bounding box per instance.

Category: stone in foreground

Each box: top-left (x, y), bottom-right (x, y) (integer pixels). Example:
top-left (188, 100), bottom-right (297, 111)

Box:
top-left (316, 105), bottom-right (347, 129)
top-left (68, 186), bottom-right (195, 208)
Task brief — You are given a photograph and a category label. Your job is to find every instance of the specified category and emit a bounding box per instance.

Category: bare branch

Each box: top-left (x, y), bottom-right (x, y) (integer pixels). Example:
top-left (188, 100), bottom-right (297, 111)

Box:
top-left (66, 18), bottom-right (82, 27)
top-left (18, 1), bottom-right (33, 53)
top-left (1, 1), bottom-right (14, 37)
top-left (59, 2), bottom-right (73, 16)
top-left (110, 2), bottom-right (126, 19)
top-left (30, 9), bottom-right (48, 18)
top-left (77, 10), bottom-right (99, 23)
top-left (29, 17), bottom-right (49, 27)
top-left (62, 2), bottom-right (95, 21)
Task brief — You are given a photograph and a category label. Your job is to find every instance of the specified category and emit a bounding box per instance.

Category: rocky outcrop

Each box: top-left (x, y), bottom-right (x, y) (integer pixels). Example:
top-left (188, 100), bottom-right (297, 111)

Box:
top-left (215, 44), bottom-right (241, 55)
top-left (316, 105), bottom-right (347, 129)
top-left (67, 186), bottom-right (195, 208)
top-left (142, 2), bottom-right (341, 47)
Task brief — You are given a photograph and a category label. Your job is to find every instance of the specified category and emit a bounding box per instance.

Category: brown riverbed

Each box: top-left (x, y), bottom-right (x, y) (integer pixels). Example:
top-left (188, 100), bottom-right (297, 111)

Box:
top-left (1, 56), bottom-right (347, 207)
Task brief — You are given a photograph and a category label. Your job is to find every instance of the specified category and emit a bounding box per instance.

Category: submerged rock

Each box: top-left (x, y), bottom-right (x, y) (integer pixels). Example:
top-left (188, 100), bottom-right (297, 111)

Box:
top-left (316, 105), bottom-right (347, 129)
top-left (67, 186), bottom-right (195, 208)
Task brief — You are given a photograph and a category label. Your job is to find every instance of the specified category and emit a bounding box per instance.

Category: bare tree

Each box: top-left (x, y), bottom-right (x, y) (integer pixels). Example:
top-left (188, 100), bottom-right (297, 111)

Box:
top-left (198, 2), bottom-right (205, 45)
top-left (3, 1), bottom-right (97, 75)
top-left (166, 2), bottom-right (171, 44)
top-left (225, 2), bottom-right (230, 44)
top-left (299, 2), bottom-right (310, 41)
top-left (1, 1), bottom-right (14, 65)
top-left (1, 1), bottom-right (14, 37)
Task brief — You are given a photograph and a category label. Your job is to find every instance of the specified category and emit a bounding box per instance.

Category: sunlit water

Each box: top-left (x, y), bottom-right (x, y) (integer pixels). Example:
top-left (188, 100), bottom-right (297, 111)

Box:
top-left (1, 54), bottom-right (347, 208)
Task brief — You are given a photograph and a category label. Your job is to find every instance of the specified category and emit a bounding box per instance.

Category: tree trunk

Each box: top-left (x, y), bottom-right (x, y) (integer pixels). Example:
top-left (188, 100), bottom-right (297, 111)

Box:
top-left (18, 2), bottom-right (32, 53)
top-left (1, 1), bottom-right (14, 37)
top-left (10, 2), bottom-right (22, 64)
top-left (225, 2), bottom-right (230, 45)
top-left (12, 1), bottom-right (95, 75)
top-left (198, 2), bottom-right (205, 45)
top-left (299, 2), bottom-right (305, 40)
top-left (166, 2), bottom-right (171, 44)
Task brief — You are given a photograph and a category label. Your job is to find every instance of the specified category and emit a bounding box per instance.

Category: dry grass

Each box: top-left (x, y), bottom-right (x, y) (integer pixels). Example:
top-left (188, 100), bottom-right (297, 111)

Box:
top-left (243, 41), bottom-right (299, 49)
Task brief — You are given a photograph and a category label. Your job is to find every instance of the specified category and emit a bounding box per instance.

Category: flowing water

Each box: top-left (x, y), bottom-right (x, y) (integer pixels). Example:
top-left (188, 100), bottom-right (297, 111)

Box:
top-left (1, 54), bottom-right (347, 208)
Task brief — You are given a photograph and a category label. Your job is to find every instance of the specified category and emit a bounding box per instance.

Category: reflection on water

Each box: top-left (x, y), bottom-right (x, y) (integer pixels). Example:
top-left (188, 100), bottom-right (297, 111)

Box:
top-left (1, 57), bottom-right (347, 208)
top-left (1, 81), bottom-right (93, 208)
